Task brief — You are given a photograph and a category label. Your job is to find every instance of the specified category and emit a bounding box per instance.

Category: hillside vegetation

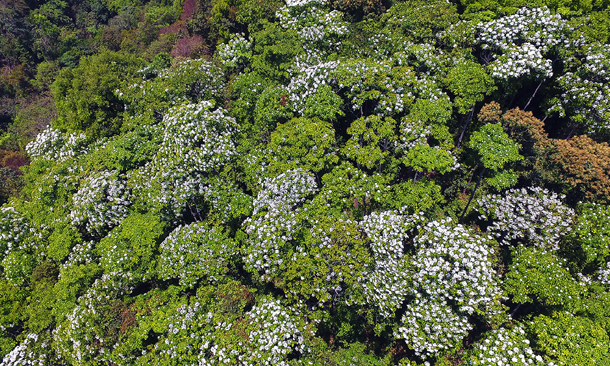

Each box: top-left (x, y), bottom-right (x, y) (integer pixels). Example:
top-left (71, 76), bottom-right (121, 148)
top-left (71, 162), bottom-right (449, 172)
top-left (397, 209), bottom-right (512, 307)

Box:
top-left (1, 0), bottom-right (610, 364)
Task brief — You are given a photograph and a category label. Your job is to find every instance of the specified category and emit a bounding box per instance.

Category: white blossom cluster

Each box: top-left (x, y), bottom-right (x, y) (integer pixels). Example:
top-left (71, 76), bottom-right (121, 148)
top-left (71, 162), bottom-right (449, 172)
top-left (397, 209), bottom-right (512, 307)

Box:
top-left (252, 168), bottom-right (317, 215)
top-left (396, 298), bottom-right (472, 357)
top-left (397, 119), bottom-right (431, 150)
top-left (70, 170), bottom-right (131, 235)
top-left (359, 210), bottom-right (422, 318)
top-left (284, 0), bottom-right (322, 7)
top-left (396, 117), bottom-right (460, 173)
top-left (478, 8), bottom-right (568, 53)
top-left (396, 218), bottom-right (504, 356)
top-left (549, 45), bottom-right (610, 133)
top-left (243, 170), bottom-right (317, 280)
top-left (338, 59), bottom-right (440, 118)
top-left (596, 262), bottom-right (610, 285)
top-left (157, 297), bottom-right (308, 365)
top-left (158, 222), bottom-right (236, 287)
top-left (120, 59), bottom-right (225, 112)
top-left (159, 101), bottom-right (238, 174)
top-left (0, 333), bottom-right (46, 366)
top-left (299, 215), bottom-right (370, 306)
top-left (240, 297), bottom-right (308, 365)
top-left (489, 43), bottom-right (553, 79)
top-left (286, 61), bottom-right (340, 115)
top-left (411, 218), bottom-right (503, 315)
top-left (131, 102), bottom-right (238, 221)
top-left (377, 72), bottom-right (451, 118)
top-left (53, 272), bottom-right (136, 365)
top-left (217, 33), bottom-right (252, 68)
top-left (477, 7), bottom-right (572, 80)
top-left (337, 60), bottom-right (394, 112)
top-left (277, 0), bottom-right (348, 57)
top-left (394, 42), bottom-right (446, 75)
top-left (131, 168), bottom-right (207, 222)
top-left (25, 127), bottom-right (87, 162)
top-left (0, 206), bottom-right (37, 257)
top-left (476, 187), bottom-right (575, 249)
top-left (467, 325), bottom-right (545, 365)
top-left (59, 240), bottom-right (95, 272)
top-left (154, 300), bottom-right (213, 364)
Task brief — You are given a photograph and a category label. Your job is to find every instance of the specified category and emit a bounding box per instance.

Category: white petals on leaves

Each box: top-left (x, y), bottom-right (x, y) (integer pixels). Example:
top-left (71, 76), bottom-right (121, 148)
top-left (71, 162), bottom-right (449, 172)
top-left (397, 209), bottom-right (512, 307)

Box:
top-left (549, 45), bottom-right (610, 133)
top-left (360, 210), bottom-right (422, 318)
top-left (241, 298), bottom-right (308, 365)
top-left (477, 187), bottom-right (574, 249)
top-left (217, 34), bottom-right (252, 68)
top-left (53, 273), bottom-right (136, 365)
top-left (26, 127), bottom-right (87, 162)
top-left (0, 206), bottom-right (38, 257)
top-left (243, 169), bottom-right (317, 280)
top-left (477, 7), bottom-right (574, 80)
top-left (158, 296), bottom-right (308, 366)
top-left (396, 218), bottom-right (504, 356)
top-left (252, 169), bottom-right (317, 215)
top-left (490, 43), bottom-right (553, 79)
top-left (396, 298), bottom-right (472, 357)
top-left (468, 325), bottom-right (544, 365)
top-left (70, 170), bottom-right (131, 235)
top-left (158, 223), bottom-right (236, 287)
top-left (131, 101), bottom-right (238, 221)
top-left (277, 0), bottom-right (348, 58)
top-left (596, 262), bottom-right (610, 285)
top-left (1, 333), bottom-right (47, 366)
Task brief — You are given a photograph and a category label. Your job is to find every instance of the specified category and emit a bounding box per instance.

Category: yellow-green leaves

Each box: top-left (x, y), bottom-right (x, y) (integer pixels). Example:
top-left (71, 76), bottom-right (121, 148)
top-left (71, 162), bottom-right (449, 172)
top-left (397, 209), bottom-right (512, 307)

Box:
top-left (470, 123), bottom-right (523, 172)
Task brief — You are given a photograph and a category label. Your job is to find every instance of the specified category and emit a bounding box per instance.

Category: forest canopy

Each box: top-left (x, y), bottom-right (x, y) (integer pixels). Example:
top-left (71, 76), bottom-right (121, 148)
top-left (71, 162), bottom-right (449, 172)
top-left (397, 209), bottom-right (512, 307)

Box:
top-left (1, 0), bottom-right (610, 364)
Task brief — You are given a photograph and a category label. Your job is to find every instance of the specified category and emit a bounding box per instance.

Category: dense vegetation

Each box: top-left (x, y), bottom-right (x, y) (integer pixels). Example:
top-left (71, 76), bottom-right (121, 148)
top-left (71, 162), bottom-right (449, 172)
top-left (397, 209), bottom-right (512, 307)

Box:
top-left (1, 0), bottom-right (610, 364)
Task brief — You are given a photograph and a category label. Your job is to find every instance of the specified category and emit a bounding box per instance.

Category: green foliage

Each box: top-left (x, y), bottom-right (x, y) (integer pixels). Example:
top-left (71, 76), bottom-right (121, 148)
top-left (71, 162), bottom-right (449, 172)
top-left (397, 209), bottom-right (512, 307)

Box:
top-left (52, 262), bottom-right (102, 324)
top-left (382, 0), bottom-right (460, 44)
top-left (529, 312), bottom-right (610, 365)
top-left (311, 162), bottom-right (389, 219)
top-left (51, 49), bottom-right (144, 138)
top-left (4, 1), bottom-right (610, 364)
top-left (282, 214), bottom-right (371, 306)
top-left (343, 115), bottom-right (398, 172)
top-left (504, 246), bottom-right (585, 311)
top-left (304, 84), bottom-right (345, 121)
top-left (119, 58), bottom-right (225, 129)
top-left (97, 213), bottom-right (166, 280)
top-left (385, 180), bottom-right (445, 213)
top-left (253, 84), bottom-right (294, 138)
top-left (305, 341), bottom-right (393, 365)
top-left (444, 59), bottom-right (496, 115)
top-left (563, 203), bottom-right (610, 271)
top-left (250, 22), bottom-right (302, 82)
top-left (265, 117), bottom-right (339, 175)
top-left (470, 123), bottom-right (523, 171)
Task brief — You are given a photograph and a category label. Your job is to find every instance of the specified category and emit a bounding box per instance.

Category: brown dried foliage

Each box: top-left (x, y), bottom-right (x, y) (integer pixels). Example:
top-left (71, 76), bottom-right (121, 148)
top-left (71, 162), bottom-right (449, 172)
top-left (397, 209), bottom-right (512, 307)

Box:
top-left (478, 102), bottom-right (610, 202)
top-left (0, 149), bottom-right (28, 172)
top-left (549, 135), bottom-right (610, 201)
top-left (181, 0), bottom-right (198, 21)
top-left (170, 35), bottom-right (208, 58)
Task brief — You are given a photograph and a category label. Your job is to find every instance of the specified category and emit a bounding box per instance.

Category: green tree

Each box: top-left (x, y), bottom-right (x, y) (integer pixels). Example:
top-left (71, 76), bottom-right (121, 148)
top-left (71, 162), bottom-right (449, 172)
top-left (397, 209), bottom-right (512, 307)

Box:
top-left (51, 49), bottom-right (144, 138)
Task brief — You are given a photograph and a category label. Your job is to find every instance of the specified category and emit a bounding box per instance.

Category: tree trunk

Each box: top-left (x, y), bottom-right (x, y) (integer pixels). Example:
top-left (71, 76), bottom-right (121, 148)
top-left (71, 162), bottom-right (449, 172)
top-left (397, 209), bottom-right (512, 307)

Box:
top-left (460, 167), bottom-right (486, 222)
top-left (456, 105), bottom-right (475, 149)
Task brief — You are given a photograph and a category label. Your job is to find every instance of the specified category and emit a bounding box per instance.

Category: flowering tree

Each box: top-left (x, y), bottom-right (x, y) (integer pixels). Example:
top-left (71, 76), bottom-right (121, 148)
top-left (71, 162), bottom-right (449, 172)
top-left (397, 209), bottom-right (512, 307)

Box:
top-left (4, 2), bottom-right (610, 365)
top-left (549, 44), bottom-right (610, 134)
top-left (396, 218), bottom-right (505, 358)
top-left (476, 187), bottom-right (574, 249)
